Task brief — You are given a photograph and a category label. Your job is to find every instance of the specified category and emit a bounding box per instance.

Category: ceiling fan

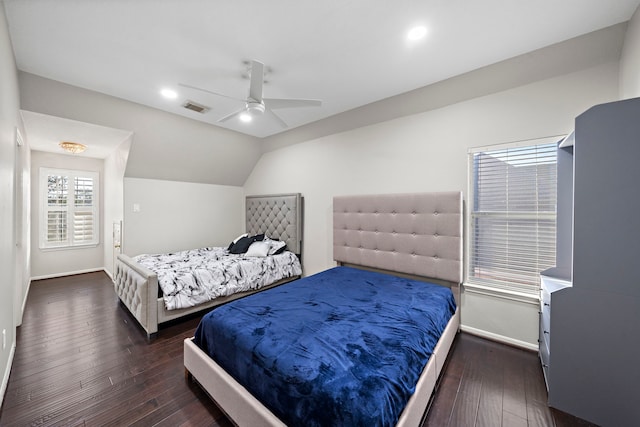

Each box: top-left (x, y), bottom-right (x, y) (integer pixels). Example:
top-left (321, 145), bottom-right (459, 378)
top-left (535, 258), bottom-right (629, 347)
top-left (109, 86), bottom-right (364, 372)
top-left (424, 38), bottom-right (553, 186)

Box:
top-left (180, 60), bottom-right (322, 128)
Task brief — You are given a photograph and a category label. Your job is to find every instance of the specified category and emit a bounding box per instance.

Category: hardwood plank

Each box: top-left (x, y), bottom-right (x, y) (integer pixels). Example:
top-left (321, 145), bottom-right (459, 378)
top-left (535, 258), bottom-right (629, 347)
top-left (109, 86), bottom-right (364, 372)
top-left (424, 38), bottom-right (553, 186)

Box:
top-left (524, 358), bottom-right (556, 427)
top-left (38, 358), bottom-right (186, 426)
top-left (475, 342), bottom-right (504, 427)
top-left (447, 349), bottom-right (483, 426)
top-left (154, 399), bottom-right (214, 427)
top-left (423, 344), bottom-right (463, 426)
top-left (501, 345), bottom-right (529, 420)
top-left (422, 333), bottom-right (588, 427)
top-left (502, 410), bottom-right (529, 427)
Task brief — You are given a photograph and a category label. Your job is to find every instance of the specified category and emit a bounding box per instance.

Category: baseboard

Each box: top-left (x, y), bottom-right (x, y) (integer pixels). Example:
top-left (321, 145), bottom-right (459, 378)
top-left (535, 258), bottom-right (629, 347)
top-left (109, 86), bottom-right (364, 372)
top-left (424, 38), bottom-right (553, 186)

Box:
top-left (30, 267), bottom-right (105, 282)
top-left (17, 278), bottom-right (32, 327)
top-left (0, 343), bottom-right (16, 410)
top-left (460, 325), bottom-right (539, 351)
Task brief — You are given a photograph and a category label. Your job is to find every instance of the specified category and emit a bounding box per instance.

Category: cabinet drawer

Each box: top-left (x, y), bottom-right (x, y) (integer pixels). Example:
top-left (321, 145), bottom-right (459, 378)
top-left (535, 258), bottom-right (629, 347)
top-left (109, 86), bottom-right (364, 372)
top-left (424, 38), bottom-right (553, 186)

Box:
top-left (539, 318), bottom-right (550, 354)
top-left (540, 287), bottom-right (551, 308)
top-left (539, 333), bottom-right (550, 390)
top-left (540, 304), bottom-right (551, 338)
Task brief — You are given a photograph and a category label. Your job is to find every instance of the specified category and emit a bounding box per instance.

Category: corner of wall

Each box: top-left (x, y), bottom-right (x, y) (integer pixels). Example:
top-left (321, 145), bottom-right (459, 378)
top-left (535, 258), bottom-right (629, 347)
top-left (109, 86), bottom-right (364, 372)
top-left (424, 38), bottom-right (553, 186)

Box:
top-left (620, 5), bottom-right (640, 98)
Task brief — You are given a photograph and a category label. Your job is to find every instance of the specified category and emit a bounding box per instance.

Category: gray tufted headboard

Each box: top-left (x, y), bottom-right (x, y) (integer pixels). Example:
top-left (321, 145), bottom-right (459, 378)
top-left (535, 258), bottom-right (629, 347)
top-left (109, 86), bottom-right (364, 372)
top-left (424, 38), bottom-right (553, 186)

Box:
top-left (333, 192), bottom-right (463, 284)
top-left (246, 193), bottom-right (302, 255)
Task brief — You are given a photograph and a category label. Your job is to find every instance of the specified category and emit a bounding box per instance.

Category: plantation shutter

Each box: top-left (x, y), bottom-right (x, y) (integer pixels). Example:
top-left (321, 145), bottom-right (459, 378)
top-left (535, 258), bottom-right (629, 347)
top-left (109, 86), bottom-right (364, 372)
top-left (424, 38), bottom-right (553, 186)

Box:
top-left (467, 139), bottom-right (558, 295)
top-left (41, 168), bottom-right (99, 249)
top-left (46, 174), bottom-right (68, 245)
top-left (73, 176), bottom-right (96, 244)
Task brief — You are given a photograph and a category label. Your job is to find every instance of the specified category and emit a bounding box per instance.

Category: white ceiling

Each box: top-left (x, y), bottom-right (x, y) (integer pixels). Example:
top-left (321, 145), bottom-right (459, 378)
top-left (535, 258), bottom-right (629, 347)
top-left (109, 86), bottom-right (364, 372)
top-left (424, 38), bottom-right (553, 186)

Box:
top-left (21, 111), bottom-right (133, 159)
top-left (4, 0), bottom-right (640, 141)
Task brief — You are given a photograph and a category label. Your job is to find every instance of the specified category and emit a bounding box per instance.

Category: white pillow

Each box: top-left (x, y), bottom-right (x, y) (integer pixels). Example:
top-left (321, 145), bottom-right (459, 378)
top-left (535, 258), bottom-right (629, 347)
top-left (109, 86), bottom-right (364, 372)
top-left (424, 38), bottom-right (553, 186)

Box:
top-left (245, 241), bottom-right (271, 257)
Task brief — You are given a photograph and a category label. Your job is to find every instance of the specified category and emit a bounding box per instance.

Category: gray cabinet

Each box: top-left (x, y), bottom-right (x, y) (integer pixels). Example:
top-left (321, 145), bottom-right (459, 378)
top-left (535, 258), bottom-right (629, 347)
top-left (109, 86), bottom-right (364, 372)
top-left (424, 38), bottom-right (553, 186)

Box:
top-left (541, 97), bottom-right (640, 427)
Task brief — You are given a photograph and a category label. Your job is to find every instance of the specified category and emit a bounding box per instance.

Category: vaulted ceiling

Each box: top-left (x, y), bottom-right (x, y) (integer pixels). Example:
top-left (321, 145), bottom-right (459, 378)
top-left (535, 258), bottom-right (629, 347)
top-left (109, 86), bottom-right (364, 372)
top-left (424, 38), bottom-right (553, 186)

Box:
top-left (5, 0), bottom-right (640, 138)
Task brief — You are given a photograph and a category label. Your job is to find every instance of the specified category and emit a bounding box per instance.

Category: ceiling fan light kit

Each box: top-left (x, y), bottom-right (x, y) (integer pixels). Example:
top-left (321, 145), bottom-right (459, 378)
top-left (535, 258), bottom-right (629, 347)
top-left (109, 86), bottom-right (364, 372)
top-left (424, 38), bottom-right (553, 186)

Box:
top-left (180, 60), bottom-right (322, 128)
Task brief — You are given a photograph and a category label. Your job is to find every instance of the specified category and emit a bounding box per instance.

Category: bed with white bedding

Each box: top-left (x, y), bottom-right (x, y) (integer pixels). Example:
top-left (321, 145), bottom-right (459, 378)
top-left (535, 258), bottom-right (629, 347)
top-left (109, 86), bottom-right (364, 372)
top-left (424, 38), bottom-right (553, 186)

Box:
top-left (184, 191), bottom-right (463, 426)
top-left (113, 193), bottom-right (303, 339)
top-left (134, 245), bottom-right (301, 311)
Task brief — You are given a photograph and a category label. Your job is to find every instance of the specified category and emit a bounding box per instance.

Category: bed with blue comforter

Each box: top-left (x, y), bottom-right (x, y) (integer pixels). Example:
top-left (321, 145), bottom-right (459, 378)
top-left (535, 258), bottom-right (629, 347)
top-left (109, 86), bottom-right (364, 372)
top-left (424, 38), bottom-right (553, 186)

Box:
top-left (193, 265), bottom-right (456, 426)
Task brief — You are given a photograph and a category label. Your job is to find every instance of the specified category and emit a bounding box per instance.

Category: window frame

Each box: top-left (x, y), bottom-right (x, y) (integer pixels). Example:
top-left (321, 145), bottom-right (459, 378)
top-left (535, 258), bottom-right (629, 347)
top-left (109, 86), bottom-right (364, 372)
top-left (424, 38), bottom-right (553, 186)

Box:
top-left (465, 136), bottom-right (560, 301)
top-left (39, 167), bottom-right (100, 250)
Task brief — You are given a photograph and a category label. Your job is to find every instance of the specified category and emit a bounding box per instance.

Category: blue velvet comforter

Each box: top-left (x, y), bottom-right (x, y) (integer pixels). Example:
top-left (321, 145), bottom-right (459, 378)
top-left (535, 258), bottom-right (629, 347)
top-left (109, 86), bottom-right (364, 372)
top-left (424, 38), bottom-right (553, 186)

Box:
top-left (193, 266), bottom-right (456, 426)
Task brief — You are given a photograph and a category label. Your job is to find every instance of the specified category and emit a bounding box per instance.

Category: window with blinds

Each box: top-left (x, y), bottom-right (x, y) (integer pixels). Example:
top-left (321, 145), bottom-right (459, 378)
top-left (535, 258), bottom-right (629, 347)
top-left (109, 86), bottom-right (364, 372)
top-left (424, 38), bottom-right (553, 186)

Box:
top-left (40, 168), bottom-right (99, 249)
top-left (467, 139), bottom-right (558, 296)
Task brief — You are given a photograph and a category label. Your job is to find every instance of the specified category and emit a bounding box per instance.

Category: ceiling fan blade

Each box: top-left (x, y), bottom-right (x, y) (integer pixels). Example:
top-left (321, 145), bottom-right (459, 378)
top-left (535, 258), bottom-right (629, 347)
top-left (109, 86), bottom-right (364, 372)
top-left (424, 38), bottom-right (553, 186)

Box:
top-left (217, 108), bottom-right (246, 123)
top-left (264, 98), bottom-right (322, 109)
top-left (178, 83), bottom-right (244, 102)
top-left (265, 108), bottom-right (288, 128)
top-left (248, 60), bottom-right (264, 103)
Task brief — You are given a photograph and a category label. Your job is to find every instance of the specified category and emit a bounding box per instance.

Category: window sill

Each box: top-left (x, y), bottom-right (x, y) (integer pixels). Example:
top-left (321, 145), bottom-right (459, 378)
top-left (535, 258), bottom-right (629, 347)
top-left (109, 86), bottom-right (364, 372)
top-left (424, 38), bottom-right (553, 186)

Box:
top-left (463, 282), bottom-right (540, 305)
top-left (40, 243), bottom-right (100, 252)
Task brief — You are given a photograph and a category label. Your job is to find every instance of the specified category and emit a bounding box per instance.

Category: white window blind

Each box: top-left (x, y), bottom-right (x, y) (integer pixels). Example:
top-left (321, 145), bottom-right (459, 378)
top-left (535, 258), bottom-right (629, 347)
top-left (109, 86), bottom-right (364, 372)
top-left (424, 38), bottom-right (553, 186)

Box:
top-left (40, 168), bottom-right (99, 249)
top-left (467, 139), bottom-right (557, 296)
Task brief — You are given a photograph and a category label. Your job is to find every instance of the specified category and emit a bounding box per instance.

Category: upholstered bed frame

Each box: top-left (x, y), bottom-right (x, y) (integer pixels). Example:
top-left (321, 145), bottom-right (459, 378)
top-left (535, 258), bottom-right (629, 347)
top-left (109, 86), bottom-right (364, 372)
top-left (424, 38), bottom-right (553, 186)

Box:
top-left (183, 191), bottom-right (463, 426)
top-left (113, 193), bottom-right (302, 339)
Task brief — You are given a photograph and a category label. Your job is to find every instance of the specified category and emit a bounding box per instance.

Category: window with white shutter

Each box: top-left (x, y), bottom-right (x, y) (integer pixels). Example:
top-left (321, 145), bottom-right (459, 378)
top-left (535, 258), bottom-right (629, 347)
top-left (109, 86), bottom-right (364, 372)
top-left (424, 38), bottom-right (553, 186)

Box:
top-left (467, 138), bottom-right (558, 297)
top-left (40, 168), bottom-right (99, 249)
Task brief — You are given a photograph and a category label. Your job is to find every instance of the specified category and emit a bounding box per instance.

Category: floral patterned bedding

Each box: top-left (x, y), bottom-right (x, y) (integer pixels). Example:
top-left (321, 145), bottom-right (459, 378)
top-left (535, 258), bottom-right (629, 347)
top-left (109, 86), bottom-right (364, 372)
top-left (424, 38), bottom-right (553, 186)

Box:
top-left (134, 247), bottom-right (302, 310)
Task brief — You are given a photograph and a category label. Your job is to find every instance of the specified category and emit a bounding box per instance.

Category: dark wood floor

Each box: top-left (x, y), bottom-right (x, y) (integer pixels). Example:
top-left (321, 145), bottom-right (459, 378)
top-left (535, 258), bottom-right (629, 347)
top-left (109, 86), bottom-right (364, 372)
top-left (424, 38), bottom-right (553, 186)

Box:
top-left (424, 330), bottom-right (596, 427)
top-left (0, 272), bottom-right (595, 427)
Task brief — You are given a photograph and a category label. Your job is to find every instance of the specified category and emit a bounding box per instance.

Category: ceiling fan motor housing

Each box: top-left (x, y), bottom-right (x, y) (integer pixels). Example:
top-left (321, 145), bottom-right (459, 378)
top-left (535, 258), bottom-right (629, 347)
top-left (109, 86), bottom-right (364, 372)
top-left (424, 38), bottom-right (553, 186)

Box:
top-left (246, 101), bottom-right (266, 115)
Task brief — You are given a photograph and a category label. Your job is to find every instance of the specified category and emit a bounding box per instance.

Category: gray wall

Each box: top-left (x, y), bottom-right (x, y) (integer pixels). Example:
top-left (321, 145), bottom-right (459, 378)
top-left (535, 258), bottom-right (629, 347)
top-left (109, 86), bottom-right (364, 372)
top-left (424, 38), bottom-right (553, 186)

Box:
top-left (123, 178), bottom-right (245, 256)
top-left (18, 72), bottom-right (263, 186)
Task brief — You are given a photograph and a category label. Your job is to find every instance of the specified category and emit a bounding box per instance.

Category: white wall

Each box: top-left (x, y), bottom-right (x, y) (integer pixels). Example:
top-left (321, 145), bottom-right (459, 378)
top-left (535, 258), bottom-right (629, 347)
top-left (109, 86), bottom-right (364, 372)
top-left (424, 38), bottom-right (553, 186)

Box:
top-left (30, 151), bottom-right (105, 279)
top-left (103, 135), bottom-right (132, 278)
top-left (245, 62), bottom-right (620, 348)
top-left (620, 5), bottom-right (640, 98)
top-left (123, 178), bottom-right (244, 256)
top-left (0, 1), bottom-right (21, 407)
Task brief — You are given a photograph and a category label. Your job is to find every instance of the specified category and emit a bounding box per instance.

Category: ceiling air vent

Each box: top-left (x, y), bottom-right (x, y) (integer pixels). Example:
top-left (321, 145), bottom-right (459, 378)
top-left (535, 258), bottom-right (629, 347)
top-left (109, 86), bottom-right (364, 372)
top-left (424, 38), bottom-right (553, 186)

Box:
top-left (182, 100), bottom-right (210, 114)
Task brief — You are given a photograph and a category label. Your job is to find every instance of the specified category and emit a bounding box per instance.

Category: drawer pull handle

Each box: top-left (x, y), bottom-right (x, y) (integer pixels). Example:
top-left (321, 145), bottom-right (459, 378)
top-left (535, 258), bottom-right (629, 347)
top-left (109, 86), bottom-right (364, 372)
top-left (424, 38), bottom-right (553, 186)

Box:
top-left (543, 302), bottom-right (550, 306)
top-left (543, 364), bottom-right (549, 368)
top-left (543, 330), bottom-right (549, 335)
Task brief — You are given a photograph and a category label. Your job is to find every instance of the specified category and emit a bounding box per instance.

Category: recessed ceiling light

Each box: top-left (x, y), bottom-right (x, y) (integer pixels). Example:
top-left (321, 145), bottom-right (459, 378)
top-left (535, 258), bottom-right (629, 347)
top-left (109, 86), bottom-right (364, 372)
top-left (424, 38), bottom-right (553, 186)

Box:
top-left (407, 26), bottom-right (427, 41)
top-left (239, 112), bottom-right (252, 123)
top-left (160, 88), bottom-right (178, 99)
